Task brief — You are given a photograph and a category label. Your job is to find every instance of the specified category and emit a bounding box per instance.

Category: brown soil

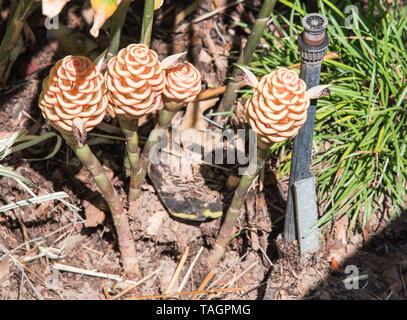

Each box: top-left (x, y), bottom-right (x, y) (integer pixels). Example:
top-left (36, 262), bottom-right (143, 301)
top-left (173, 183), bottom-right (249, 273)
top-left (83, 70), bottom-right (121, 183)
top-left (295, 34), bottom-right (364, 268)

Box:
top-left (0, 0), bottom-right (406, 300)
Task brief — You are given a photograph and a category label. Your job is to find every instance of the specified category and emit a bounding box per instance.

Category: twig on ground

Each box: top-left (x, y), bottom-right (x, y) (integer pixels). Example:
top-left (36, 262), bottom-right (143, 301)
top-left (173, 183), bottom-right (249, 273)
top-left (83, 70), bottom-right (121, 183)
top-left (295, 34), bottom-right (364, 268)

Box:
top-left (209, 259), bottom-right (259, 300)
top-left (193, 249), bottom-right (251, 300)
top-left (83, 246), bottom-right (103, 257)
top-left (192, 0), bottom-right (245, 24)
top-left (111, 267), bottom-right (162, 300)
top-left (178, 246), bottom-right (204, 292)
top-left (165, 246), bottom-right (190, 295)
top-left (102, 281), bottom-right (112, 300)
top-left (175, 0), bottom-right (202, 25)
top-left (207, 249), bottom-right (251, 290)
top-left (0, 223), bottom-right (76, 263)
top-left (258, 246), bottom-right (273, 267)
top-left (213, 21), bottom-right (226, 44)
top-left (400, 266), bottom-right (407, 297)
top-left (19, 263), bottom-right (48, 287)
top-left (125, 287), bottom-right (246, 300)
top-left (53, 263), bottom-right (143, 285)
top-left (0, 244), bottom-right (43, 300)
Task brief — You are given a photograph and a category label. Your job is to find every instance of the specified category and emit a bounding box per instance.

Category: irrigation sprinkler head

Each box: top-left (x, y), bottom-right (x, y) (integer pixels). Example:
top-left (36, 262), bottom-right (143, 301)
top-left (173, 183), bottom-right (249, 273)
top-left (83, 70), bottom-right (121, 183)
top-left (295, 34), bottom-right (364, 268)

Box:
top-left (298, 13), bottom-right (329, 63)
top-left (302, 13), bottom-right (328, 46)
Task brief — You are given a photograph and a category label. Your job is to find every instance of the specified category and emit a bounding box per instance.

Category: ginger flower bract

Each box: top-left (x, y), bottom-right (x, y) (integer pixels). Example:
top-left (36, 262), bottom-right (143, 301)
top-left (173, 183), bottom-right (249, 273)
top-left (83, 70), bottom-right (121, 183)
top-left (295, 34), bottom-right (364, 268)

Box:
top-left (246, 68), bottom-right (309, 144)
top-left (105, 43), bottom-right (165, 119)
top-left (38, 55), bottom-right (107, 134)
top-left (163, 62), bottom-right (202, 111)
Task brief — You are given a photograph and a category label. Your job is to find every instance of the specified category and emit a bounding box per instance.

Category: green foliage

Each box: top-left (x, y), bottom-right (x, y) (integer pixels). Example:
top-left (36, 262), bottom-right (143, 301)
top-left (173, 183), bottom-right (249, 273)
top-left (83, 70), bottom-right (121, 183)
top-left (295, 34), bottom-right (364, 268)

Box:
top-left (0, 129), bottom-right (76, 213)
top-left (0, 129), bottom-right (62, 161)
top-left (248, 0), bottom-right (407, 232)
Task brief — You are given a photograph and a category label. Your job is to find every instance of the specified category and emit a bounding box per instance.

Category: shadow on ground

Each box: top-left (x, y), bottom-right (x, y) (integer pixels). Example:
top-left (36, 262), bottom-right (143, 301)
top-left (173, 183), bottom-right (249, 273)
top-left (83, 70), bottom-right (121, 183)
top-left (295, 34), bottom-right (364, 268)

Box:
top-left (262, 210), bottom-right (407, 300)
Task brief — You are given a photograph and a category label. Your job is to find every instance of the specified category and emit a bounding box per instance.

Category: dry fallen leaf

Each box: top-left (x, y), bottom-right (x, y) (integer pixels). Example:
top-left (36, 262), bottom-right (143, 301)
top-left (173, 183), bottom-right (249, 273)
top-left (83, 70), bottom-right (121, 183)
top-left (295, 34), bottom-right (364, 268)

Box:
top-left (180, 98), bottom-right (219, 130)
top-left (161, 52), bottom-right (187, 70)
top-left (74, 166), bottom-right (92, 185)
top-left (226, 175), bottom-right (240, 191)
top-left (198, 49), bottom-right (212, 65)
top-left (35, 199), bottom-right (51, 219)
top-left (234, 65), bottom-right (259, 88)
top-left (0, 257), bottom-right (11, 282)
top-left (83, 200), bottom-right (105, 228)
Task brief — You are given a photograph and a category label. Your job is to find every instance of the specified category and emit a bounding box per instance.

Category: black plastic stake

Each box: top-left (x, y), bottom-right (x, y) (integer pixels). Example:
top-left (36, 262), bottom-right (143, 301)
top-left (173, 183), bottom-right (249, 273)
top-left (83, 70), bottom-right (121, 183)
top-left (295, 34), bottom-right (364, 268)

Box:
top-left (283, 13), bottom-right (329, 248)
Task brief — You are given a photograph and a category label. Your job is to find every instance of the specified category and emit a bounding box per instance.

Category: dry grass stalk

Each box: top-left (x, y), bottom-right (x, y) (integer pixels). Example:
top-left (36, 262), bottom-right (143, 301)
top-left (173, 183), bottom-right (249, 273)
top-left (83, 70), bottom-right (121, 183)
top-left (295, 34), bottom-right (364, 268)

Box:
top-left (125, 286), bottom-right (246, 300)
top-left (165, 245), bottom-right (190, 295)
top-left (111, 267), bottom-right (162, 300)
top-left (209, 259), bottom-right (259, 300)
top-left (53, 263), bottom-right (143, 285)
top-left (178, 246), bottom-right (204, 292)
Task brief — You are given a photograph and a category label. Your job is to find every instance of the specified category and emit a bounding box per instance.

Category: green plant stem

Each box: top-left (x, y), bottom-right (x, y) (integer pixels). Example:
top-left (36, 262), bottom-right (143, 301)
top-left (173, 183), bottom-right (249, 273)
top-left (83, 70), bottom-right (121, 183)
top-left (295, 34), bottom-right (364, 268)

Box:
top-left (61, 132), bottom-right (139, 278)
top-left (141, 0), bottom-right (155, 46)
top-left (208, 147), bottom-right (269, 267)
top-left (119, 119), bottom-right (141, 202)
top-left (0, 0), bottom-right (36, 87)
top-left (120, 0), bottom-right (155, 202)
top-left (130, 109), bottom-right (177, 200)
top-left (192, 145), bottom-right (269, 299)
top-left (108, 0), bottom-right (131, 57)
top-left (214, 0), bottom-right (277, 125)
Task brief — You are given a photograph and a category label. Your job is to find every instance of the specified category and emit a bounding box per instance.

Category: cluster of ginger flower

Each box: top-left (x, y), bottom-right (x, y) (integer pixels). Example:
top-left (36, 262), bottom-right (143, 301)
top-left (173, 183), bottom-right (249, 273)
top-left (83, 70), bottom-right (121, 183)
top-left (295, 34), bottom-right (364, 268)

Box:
top-left (38, 44), bottom-right (312, 147)
top-left (38, 44), bottom-right (203, 137)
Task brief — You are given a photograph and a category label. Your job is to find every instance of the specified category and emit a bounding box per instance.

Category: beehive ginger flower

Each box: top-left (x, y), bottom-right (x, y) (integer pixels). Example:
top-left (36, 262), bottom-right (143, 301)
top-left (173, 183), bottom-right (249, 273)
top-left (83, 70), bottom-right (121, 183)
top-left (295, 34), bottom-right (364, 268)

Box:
top-left (163, 61), bottom-right (202, 111)
top-left (38, 55), bottom-right (107, 134)
top-left (105, 44), bottom-right (165, 119)
top-left (246, 68), bottom-right (309, 144)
